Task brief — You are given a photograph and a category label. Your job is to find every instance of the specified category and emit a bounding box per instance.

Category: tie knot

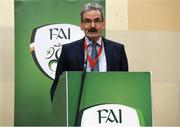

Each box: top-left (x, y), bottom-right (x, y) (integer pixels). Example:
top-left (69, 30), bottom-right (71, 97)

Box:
top-left (92, 42), bottom-right (100, 49)
top-left (91, 42), bottom-right (96, 46)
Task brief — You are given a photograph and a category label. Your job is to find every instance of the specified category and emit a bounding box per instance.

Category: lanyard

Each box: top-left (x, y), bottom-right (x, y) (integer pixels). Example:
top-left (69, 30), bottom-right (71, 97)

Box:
top-left (84, 40), bottom-right (103, 70)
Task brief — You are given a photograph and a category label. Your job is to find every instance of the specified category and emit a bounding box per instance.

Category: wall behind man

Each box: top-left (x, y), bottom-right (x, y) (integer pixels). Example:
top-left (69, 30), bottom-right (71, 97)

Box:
top-left (106, 0), bottom-right (180, 126)
top-left (0, 0), bottom-right (180, 126)
top-left (0, 0), bottom-right (14, 125)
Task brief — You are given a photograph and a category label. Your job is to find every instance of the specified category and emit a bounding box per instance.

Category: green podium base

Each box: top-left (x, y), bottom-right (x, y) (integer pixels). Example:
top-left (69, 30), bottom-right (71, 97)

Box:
top-left (52, 72), bottom-right (152, 126)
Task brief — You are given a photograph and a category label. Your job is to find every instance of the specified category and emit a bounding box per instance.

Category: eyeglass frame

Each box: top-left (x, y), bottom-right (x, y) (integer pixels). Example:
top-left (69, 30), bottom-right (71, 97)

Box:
top-left (82, 18), bottom-right (104, 26)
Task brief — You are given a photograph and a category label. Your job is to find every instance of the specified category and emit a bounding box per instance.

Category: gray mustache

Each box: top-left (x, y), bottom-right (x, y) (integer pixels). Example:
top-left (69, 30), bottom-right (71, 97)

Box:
top-left (88, 28), bottom-right (97, 32)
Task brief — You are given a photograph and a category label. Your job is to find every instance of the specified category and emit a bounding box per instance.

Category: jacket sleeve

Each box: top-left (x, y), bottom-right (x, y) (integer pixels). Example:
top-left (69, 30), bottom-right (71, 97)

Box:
top-left (120, 45), bottom-right (129, 71)
top-left (50, 45), bottom-right (67, 101)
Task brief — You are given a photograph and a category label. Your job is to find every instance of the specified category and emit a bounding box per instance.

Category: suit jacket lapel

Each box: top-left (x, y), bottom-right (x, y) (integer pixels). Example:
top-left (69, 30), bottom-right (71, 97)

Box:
top-left (103, 38), bottom-right (112, 71)
top-left (78, 37), bottom-right (113, 71)
top-left (78, 38), bottom-right (85, 71)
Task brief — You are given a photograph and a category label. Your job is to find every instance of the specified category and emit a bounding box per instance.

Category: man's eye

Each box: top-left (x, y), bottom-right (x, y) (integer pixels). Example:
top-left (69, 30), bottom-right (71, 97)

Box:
top-left (94, 20), bottom-right (100, 23)
top-left (85, 21), bottom-right (91, 23)
top-left (83, 20), bottom-right (91, 23)
top-left (94, 19), bottom-right (102, 23)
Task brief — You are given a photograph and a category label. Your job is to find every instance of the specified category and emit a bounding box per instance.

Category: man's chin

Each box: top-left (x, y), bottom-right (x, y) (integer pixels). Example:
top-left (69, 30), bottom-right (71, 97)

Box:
top-left (86, 34), bottom-right (100, 40)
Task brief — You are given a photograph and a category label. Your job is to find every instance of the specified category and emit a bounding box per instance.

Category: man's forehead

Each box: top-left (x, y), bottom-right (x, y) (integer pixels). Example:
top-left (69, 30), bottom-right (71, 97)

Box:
top-left (83, 10), bottom-right (101, 16)
top-left (83, 17), bottom-right (101, 20)
top-left (83, 10), bottom-right (102, 19)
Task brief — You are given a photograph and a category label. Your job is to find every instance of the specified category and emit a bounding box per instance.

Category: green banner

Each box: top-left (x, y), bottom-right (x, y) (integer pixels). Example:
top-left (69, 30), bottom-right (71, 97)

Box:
top-left (53, 72), bottom-right (152, 126)
top-left (15, 0), bottom-right (105, 125)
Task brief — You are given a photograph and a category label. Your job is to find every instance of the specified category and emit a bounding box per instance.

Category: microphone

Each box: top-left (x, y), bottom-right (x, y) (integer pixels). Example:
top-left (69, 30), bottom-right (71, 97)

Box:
top-left (74, 57), bottom-right (87, 126)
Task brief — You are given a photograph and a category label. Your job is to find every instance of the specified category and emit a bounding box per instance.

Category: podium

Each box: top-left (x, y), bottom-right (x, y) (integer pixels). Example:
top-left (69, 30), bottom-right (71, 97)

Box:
top-left (52, 72), bottom-right (152, 126)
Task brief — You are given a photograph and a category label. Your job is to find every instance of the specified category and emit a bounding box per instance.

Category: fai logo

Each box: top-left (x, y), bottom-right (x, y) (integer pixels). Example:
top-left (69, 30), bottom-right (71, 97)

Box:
top-left (80, 104), bottom-right (141, 127)
top-left (30, 24), bottom-right (84, 79)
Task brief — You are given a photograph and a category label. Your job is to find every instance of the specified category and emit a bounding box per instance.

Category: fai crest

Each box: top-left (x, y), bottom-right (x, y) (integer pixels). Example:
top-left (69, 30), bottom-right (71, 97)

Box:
top-left (30, 24), bottom-right (84, 79)
top-left (80, 104), bottom-right (141, 127)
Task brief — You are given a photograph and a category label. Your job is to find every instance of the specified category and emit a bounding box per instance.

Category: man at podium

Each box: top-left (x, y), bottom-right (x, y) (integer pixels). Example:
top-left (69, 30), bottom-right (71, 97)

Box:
top-left (51, 2), bottom-right (128, 101)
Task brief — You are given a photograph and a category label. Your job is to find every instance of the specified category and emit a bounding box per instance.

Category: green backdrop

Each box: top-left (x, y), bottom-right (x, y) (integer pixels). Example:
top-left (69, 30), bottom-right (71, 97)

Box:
top-left (15, 0), bottom-right (105, 125)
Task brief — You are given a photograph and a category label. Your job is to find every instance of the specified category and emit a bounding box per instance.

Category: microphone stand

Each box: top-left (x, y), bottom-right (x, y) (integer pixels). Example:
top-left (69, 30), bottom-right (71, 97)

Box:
top-left (74, 59), bottom-right (87, 126)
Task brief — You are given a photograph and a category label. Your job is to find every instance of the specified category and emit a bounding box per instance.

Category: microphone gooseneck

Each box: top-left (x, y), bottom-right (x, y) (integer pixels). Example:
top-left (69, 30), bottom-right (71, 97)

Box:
top-left (74, 58), bottom-right (87, 126)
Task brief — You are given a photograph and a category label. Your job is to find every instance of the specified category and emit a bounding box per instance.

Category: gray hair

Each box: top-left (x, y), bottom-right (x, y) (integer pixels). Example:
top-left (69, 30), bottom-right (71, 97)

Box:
top-left (80, 2), bottom-right (104, 22)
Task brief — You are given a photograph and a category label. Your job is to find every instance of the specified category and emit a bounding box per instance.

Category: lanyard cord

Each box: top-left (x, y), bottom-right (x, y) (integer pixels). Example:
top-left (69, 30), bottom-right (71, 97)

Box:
top-left (84, 41), bottom-right (103, 70)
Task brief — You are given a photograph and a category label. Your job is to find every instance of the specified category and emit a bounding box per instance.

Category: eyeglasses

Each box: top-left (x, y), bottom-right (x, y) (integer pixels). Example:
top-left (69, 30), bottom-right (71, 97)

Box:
top-left (82, 19), bottom-right (103, 26)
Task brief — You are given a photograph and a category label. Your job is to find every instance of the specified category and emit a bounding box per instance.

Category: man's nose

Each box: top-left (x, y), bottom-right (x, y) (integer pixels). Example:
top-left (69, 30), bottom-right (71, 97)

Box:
top-left (90, 21), bottom-right (95, 27)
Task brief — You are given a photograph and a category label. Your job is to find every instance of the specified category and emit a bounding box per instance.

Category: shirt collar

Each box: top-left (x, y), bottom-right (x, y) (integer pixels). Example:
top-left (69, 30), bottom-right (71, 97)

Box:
top-left (85, 36), bottom-right (102, 46)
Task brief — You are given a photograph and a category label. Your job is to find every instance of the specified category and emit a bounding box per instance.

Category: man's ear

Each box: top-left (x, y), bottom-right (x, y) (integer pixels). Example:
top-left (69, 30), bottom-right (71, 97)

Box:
top-left (102, 21), bottom-right (105, 29)
top-left (80, 22), bottom-right (84, 30)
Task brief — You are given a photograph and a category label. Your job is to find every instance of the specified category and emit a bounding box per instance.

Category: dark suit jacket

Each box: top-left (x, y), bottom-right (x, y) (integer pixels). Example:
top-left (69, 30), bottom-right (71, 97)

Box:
top-left (51, 37), bottom-right (128, 100)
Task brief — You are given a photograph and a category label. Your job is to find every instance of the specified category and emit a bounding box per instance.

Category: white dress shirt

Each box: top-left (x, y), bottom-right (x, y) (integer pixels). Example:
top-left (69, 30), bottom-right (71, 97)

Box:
top-left (84, 37), bottom-right (107, 72)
